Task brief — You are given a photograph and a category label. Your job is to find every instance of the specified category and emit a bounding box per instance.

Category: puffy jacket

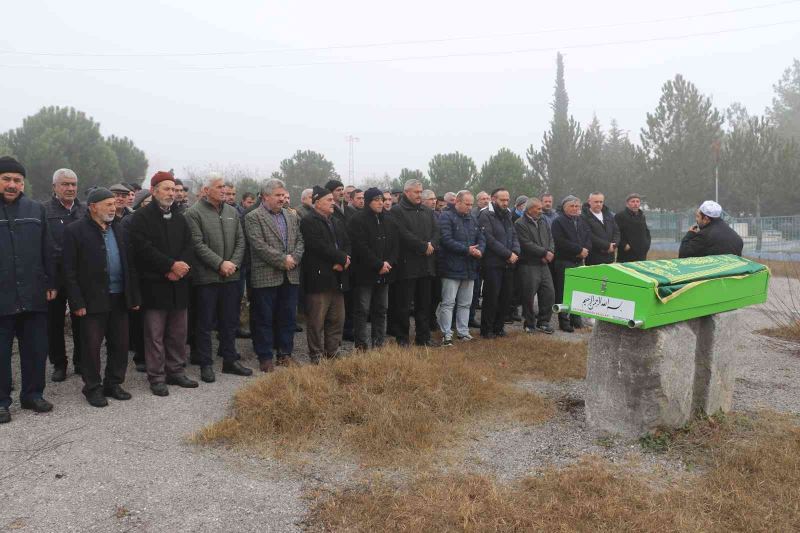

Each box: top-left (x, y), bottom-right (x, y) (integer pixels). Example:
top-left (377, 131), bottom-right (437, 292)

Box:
top-left (347, 207), bottom-right (399, 286)
top-left (390, 195), bottom-right (440, 280)
top-left (300, 210), bottom-right (351, 293)
top-left (437, 208), bottom-right (485, 280)
top-left (0, 194), bottom-right (55, 316)
top-left (581, 203), bottom-right (621, 265)
top-left (679, 218), bottom-right (744, 258)
top-left (478, 204), bottom-right (520, 270)
top-left (184, 199), bottom-right (245, 285)
top-left (615, 208), bottom-right (651, 262)
top-left (552, 213), bottom-right (592, 264)
top-left (515, 214), bottom-right (554, 266)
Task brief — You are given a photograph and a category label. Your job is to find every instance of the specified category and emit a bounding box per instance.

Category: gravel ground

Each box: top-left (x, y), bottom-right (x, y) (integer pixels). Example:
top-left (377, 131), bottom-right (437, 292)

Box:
top-left (2, 279), bottom-right (798, 532)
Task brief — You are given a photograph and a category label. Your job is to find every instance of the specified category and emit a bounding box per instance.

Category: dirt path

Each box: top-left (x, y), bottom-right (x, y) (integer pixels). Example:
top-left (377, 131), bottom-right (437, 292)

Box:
top-left (1, 279), bottom-right (796, 532)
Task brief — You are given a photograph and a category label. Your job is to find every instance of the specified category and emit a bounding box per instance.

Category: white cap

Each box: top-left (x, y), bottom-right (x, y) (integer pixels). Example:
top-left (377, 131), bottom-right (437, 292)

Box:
top-left (699, 200), bottom-right (722, 218)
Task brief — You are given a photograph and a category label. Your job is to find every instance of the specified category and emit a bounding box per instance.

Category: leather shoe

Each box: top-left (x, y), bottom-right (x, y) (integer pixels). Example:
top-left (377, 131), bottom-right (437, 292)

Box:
top-left (236, 328), bottom-right (252, 339)
top-left (86, 390), bottom-right (108, 408)
top-left (200, 366), bottom-right (216, 383)
top-left (150, 383), bottom-right (169, 396)
top-left (276, 355), bottom-right (297, 367)
top-left (166, 374), bottom-right (199, 388)
top-left (223, 360), bottom-right (253, 376)
top-left (481, 332), bottom-right (496, 340)
top-left (495, 330), bottom-right (507, 338)
top-left (295, 325), bottom-right (303, 332)
top-left (51, 367), bottom-right (67, 383)
top-left (21, 397), bottom-right (54, 412)
top-left (103, 385), bottom-right (132, 400)
top-left (259, 359), bottom-right (275, 373)
top-left (134, 362), bottom-right (147, 373)
top-left (0, 406), bottom-right (10, 424)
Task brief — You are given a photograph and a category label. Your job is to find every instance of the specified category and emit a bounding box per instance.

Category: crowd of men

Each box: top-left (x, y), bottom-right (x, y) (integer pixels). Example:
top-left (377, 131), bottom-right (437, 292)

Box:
top-left (0, 154), bottom-right (744, 424)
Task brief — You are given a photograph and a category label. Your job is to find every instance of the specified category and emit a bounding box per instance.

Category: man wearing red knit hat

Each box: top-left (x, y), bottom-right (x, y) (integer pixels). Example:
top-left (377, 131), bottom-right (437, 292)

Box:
top-left (127, 171), bottom-right (199, 396)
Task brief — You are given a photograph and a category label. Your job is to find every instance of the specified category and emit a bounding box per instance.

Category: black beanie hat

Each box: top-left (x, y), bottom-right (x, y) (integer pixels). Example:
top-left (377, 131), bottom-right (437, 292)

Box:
top-left (312, 185), bottom-right (332, 203)
top-left (86, 187), bottom-right (114, 205)
top-left (364, 187), bottom-right (383, 205)
top-left (324, 179), bottom-right (344, 192)
top-left (0, 156), bottom-right (26, 177)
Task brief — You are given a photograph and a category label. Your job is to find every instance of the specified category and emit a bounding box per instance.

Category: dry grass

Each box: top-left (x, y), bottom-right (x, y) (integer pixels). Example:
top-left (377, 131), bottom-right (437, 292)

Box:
top-left (193, 333), bottom-right (585, 465)
top-left (309, 411), bottom-right (800, 532)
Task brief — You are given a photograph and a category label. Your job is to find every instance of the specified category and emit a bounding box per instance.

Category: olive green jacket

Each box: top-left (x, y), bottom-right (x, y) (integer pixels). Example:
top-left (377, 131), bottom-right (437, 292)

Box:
top-left (185, 199), bottom-right (245, 285)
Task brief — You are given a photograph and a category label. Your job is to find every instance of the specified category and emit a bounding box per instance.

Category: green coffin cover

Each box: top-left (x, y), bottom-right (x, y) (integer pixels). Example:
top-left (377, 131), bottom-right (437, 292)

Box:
top-left (609, 255), bottom-right (768, 303)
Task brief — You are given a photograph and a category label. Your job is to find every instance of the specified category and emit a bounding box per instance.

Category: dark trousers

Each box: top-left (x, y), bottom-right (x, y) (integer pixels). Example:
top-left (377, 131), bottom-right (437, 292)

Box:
top-left (519, 263), bottom-right (555, 328)
top-left (80, 294), bottom-right (129, 395)
top-left (469, 274), bottom-right (482, 322)
top-left (0, 312), bottom-right (47, 408)
top-left (143, 308), bottom-right (188, 384)
top-left (194, 282), bottom-right (240, 367)
top-left (480, 266), bottom-right (514, 335)
top-left (393, 276), bottom-right (432, 345)
top-left (352, 283), bottom-right (389, 349)
top-left (553, 259), bottom-right (580, 307)
top-left (47, 291), bottom-right (82, 370)
top-left (129, 309), bottom-right (144, 365)
top-left (251, 281), bottom-right (299, 361)
top-left (305, 290), bottom-right (345, 360)
top-left (430, 276), bottom-right (441, 329)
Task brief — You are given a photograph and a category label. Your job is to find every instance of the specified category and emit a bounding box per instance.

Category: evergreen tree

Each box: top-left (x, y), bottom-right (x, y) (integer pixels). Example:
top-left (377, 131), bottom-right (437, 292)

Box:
top-left (476, 148), bottom-right (530, 198)
top-left (106, 135), bottom-right (148, 185)
top-left (527, 52), bottom-right (583, 201)
top-left (576, 115), bottom-right (604, 199)
top-left (274, 149), bottom-right (339, 199)
top-left (428, 152), bottom-right (476, 194)
top-left (600, 120), bottom-right (645, 210)
top-left (640, 75), bottom-right (723, 210)
top-left (391, 168), bottom-right (430, 191)
top-left (767, 58), bottom-right (800, 141)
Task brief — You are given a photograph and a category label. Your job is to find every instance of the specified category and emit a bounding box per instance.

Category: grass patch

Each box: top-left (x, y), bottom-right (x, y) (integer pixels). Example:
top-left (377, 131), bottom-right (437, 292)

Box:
top-left (193, 333), bottom-right (584, 465)
top-left (309, 411), bottom-right (800, 532)
top-left (760, 321), bottom-right (800, 344)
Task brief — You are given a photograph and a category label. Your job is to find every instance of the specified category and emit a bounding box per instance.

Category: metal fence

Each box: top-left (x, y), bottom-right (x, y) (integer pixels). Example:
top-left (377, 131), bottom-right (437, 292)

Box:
top-left (647, 211), bottom-right (800, 259)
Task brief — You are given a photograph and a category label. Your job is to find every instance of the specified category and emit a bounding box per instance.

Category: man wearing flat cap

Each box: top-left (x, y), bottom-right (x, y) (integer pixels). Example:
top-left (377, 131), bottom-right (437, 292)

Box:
top-left (110, 183), bottom-right (134, 221)
top-left (324, 179), bottom-right (348, 225)
top-left (63, 187), bottom-right (140, 407)
top-left (615, 193), bottom-right (651, 263)
top-left (300, 186), bottom-right (352, 363)
top-left (0, 157), bottom-right (57, 423)
top-left (128, 172), bottom-right (198, 396)
top-left (679, 200), bottom-right (743, 258)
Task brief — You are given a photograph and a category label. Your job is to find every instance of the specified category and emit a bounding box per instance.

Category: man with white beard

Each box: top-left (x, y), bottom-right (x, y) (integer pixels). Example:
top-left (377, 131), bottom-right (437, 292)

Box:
top-left (63, 188), bottom-right (141, 407)
top-left (128, 172), bottom-right (198, 396)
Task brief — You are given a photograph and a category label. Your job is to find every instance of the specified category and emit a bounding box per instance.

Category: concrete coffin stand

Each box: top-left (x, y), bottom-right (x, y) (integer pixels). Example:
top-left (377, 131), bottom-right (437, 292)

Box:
top-left (586, 311), bottom-right (740, 437)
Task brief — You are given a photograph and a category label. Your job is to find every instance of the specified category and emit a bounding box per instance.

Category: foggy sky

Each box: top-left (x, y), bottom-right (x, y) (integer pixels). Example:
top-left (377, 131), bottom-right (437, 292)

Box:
top-left (3, 0), bottom-right (799, 185)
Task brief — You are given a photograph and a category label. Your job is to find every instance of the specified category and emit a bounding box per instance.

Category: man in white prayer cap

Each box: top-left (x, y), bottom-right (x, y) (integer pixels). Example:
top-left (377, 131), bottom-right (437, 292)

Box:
top-left (678, 200), bottom-right (744, 258)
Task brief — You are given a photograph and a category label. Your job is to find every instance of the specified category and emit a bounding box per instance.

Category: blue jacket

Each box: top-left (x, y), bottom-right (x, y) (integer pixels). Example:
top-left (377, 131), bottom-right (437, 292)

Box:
top-left (479, 204), bottom-right (520, 270)
top-left (437, 209), bottom-right (485, 280)
top-left (0, 194), bottom-right (55, 316)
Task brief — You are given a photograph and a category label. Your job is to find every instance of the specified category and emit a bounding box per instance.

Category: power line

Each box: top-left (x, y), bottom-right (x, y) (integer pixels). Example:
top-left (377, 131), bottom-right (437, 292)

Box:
top-left (0, 0), bottom-right (798, 58)
top-left (1, 18), bottom-right (798, 72)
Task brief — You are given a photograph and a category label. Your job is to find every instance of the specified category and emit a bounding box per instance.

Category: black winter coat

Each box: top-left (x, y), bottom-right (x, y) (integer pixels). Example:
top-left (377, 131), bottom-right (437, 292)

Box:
top-left (63, 216), bottom-right (140, 314)
top-left (45, 196), bottom-right (86, 287)
top-left (390, 196), bottom-right (440, 280)
top-left (300, 210), bottom-right (352, 293)
top-left (678, 218), bottom-right (744, 258)
top-left (0, 194), bottom-right (55, 316)
top-left (127, 201), bottom-right (194, 310)
top-left (346, 208), bottom-right (398, 286)
top-left (552, 213), bottom-right (592, 265)
top-left (581, 203), bottom-right (621, 265)
top-left (479, 204), bottom-right (520, 270)
top-left (615, 208), bottom-right (651, 262)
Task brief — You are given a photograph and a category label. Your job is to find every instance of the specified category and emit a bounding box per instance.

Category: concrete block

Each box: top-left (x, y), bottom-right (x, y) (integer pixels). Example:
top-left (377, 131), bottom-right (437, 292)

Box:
top-left (585, 311), bottom-right (741, 437)
top-left (691, 311), bottom-right (740, 415)
top-left (586, 320), bottom-right (697, 437)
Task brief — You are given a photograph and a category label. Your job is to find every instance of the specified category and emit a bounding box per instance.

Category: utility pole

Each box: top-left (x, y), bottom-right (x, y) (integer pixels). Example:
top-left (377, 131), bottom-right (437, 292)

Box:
top-left (711, 139), bottom-right (721, 203)
top-left (345, 135), bottom-right (359, 184)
